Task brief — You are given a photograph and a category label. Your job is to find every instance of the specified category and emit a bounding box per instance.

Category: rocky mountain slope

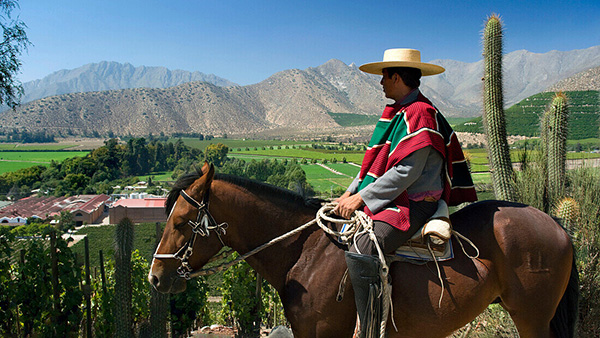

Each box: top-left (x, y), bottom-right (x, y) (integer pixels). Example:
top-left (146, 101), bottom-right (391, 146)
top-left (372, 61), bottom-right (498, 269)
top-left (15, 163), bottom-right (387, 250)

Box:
top-left (546, 66), bottom-right (600, 92)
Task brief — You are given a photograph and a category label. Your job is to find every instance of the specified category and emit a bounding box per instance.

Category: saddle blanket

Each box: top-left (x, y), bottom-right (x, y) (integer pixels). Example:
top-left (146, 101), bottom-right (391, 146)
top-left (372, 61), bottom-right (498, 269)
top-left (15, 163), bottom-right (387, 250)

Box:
top-left (392, 237), bottom-right (454, 263)
top-left (338, 224), bottom-right (454, 263)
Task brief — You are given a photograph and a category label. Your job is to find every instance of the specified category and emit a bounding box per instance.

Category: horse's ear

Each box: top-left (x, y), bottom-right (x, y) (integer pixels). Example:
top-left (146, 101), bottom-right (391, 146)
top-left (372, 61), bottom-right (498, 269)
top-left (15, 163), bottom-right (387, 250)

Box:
top-left (206, 163), bottom-right (215, 181)
top-left (200, 161), bottom-right (210, 175)
top-left (189, 162), bottom-right (215, 195)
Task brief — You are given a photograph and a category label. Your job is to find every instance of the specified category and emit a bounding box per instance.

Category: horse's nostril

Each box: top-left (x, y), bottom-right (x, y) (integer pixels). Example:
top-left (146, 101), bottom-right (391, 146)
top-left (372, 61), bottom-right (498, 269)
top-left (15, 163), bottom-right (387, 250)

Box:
top-left (150, 274), bottom-right (159, 287)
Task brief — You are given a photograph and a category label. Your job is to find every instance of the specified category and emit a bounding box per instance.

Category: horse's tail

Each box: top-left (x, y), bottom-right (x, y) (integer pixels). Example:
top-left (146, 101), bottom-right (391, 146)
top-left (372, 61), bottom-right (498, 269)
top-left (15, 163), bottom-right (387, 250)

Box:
top-left (550, 244), bottom-right (579, 338)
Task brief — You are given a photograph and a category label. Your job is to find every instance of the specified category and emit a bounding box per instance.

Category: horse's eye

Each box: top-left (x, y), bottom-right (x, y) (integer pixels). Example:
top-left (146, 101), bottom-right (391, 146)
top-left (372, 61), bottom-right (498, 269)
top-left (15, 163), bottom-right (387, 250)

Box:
top-left (174, 220), bottom-right (188, 229)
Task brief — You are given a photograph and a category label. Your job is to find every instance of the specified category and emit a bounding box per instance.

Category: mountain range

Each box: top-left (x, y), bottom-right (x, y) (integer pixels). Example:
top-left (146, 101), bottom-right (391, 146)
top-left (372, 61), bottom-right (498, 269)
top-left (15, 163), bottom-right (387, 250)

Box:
top-left (1, 45), bottom-right (599, 137)
top-left (19, 61), bottom-right (237, 104)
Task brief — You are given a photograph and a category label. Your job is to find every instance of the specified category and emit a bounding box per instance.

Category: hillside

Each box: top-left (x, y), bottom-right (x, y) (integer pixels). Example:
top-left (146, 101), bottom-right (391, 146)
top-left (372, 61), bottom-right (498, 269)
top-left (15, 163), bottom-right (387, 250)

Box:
top-left (453, 90), bottom-right (600, 140)
top-left (1, 82), bottom-right (272, 136)
top-left (546, 66), bottom-right (600, 92)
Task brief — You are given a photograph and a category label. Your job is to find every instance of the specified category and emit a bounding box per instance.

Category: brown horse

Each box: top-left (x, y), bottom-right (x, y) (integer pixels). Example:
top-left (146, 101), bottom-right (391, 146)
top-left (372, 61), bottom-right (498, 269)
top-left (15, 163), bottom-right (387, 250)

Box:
top-left (149, 163), bottom-right (578, 338)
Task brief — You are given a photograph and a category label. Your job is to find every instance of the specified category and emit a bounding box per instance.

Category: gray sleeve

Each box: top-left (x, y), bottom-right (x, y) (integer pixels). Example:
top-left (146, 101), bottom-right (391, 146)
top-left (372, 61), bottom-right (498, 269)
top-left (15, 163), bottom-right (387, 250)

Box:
top-left (346, 172), bottom-right (361, 194)
top-left (359, 146), bottom-right (431, 214)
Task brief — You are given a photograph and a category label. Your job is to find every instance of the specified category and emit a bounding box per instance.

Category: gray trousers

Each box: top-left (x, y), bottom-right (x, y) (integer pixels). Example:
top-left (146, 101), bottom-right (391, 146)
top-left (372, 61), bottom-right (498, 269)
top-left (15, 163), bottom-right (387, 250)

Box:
top-left (349, 200), bottom-right (438, 255)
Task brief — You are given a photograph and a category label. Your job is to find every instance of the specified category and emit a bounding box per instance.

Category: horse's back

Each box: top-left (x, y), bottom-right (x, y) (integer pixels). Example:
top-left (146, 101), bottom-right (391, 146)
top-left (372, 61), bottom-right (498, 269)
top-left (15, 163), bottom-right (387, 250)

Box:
top-left (451, 200), bottom-right (574, 336)
top-left (386, 200), bottom-right (573, 337)
top-left (451, 199), bottom-right (572, 257)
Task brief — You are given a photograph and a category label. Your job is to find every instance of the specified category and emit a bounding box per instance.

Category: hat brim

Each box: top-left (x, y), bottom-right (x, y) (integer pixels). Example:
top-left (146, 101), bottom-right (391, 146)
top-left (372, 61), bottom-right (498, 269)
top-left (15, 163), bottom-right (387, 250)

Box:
top-left (359, 61), bottom-right (445, 76)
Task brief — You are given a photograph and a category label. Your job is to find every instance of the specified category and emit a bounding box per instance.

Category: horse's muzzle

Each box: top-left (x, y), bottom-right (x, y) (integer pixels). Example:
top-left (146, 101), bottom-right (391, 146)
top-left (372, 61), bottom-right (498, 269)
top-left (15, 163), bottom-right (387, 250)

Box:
top-left (148, 271), bottom-right (187, 294)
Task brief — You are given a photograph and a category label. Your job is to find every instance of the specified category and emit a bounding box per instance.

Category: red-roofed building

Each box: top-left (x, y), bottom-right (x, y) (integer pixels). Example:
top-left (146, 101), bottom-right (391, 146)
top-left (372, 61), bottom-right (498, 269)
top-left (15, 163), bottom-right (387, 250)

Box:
top-left (64, 195), bottom-right (111, 226)
top-left (109, 198), bottom-right (167, 224)
top-left (0, 194), bottom-right (110, 226)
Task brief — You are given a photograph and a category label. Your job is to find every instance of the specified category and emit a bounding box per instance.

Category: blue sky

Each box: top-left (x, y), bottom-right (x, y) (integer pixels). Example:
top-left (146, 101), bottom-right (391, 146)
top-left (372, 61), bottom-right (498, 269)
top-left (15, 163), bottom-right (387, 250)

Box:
top-left (16, 0), bottom-right (600, 85)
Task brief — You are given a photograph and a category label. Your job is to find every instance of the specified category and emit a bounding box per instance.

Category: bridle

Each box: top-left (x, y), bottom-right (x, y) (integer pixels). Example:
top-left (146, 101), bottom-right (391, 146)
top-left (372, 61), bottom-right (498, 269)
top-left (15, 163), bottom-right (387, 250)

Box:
top-left (153, 188), bottom-right (228, 279)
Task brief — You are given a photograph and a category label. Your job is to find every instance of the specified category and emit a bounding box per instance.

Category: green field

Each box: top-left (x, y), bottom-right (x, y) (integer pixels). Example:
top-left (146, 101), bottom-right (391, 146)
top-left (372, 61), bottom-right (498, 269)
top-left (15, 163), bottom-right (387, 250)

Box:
top-left (326, 162), bottom-right (360, 177)
top-left (0, 144), bottom-right (77, 151)
top-left (0, 151), bottom-right (90, 174)
top-left (327, 112), bottom-right (379, 127)
top-left (446, 117), bottom-right (477, 127)
top-left (149, 171), bottom-right (175, 181)
top-left (175, 138), bottom-right (308, 151)
top-left (301, 164), bottom-right (355, 194)
top-left (232, 147), bottom-right (365, 163)
top-left (471, 172), bottom-right (491, 185)
top-left (228, 154), bottom-right (283, 161)
top-left (0, 151), bottom-right (89, 162)
top-left (0, 161), bottom-right (47, 174)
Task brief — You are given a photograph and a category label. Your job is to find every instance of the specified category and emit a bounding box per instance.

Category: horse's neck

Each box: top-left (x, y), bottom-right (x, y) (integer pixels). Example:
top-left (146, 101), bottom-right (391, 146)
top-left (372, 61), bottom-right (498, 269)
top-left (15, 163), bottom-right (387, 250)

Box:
top-left (212, 181), bottom-right (322, 291)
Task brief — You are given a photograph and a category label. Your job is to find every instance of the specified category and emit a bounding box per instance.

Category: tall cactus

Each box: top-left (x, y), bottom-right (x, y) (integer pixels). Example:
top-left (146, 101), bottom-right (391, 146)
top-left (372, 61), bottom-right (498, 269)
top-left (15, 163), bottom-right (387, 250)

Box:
top-left (482, 14), bottom-right (517, 201)
top-left (545, 92), bottom-right (569, 206)
top-left (114, 217), bottom-right (134, 338)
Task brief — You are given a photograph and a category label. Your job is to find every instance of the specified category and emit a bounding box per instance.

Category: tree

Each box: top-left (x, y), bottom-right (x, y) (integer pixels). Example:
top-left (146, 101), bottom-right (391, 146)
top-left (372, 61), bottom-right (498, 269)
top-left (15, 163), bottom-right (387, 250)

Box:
top-left (58, 210), bottom-right (75, 231)
top-left (0, 0), bottom-right (30, 109)
top-left (204, 143), bottom-right (229, 167)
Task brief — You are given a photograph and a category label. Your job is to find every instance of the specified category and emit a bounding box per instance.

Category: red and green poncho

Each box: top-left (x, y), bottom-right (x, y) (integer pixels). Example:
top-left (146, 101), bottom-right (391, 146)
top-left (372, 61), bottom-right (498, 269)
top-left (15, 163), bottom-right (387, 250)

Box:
top-left (357, 92), bottom-right (477, 231)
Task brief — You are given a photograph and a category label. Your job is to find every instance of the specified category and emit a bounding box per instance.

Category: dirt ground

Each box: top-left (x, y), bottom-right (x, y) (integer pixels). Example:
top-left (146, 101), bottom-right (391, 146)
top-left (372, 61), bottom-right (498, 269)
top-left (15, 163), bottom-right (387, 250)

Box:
top-left (192, 324), bottom-right (278, 337)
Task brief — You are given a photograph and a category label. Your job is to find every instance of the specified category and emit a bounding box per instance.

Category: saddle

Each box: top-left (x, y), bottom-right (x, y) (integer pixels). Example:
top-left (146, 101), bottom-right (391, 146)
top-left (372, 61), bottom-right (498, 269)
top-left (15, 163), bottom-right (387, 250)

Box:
top-left (393, 200), bottom-right (453, 261)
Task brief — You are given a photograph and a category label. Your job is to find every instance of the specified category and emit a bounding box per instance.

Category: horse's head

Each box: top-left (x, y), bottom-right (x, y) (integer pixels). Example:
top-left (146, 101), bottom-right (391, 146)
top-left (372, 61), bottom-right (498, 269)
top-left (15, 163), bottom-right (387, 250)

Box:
top-left (148, 162), bottom-right (225, 293)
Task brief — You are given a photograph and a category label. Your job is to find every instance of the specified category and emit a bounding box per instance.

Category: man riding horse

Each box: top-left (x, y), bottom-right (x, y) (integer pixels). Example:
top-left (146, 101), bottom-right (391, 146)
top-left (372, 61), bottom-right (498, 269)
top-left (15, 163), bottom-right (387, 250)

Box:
top-left (333, 48), bottom-right (477, 337)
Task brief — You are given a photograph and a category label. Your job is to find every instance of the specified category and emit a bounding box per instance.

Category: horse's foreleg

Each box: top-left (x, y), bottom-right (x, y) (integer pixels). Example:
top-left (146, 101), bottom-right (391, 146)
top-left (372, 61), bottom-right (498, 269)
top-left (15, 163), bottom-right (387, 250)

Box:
top-left (508, 313), bottom-right (552, 338)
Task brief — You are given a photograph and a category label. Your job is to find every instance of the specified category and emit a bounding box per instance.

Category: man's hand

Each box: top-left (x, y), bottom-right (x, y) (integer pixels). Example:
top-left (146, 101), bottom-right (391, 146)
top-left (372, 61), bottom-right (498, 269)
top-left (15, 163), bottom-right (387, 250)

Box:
top-left (333, 192), bottom-right (364, 219)
top-left (334, 191), bottom-right (352, 203)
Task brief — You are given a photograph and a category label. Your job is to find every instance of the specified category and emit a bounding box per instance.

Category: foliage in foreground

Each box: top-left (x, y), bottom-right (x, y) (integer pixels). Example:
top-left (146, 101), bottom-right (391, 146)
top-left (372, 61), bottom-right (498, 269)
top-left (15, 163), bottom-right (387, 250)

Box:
top-left (218, 255), bottom-right (286, 337)
top-left (0, 228), bottom-right (82, 337)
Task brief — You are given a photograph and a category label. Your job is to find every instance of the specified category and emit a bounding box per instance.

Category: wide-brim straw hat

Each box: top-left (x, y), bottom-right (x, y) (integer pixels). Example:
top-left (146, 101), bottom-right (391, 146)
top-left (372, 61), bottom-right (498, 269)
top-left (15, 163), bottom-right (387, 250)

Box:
top-left (359, 48), bottom-right (445, 76)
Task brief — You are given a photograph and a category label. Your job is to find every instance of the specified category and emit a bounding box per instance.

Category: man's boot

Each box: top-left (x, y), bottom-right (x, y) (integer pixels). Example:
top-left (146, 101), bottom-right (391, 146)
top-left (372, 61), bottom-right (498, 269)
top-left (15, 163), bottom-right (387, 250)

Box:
top-left (345, 251), bottom-right (384, 338)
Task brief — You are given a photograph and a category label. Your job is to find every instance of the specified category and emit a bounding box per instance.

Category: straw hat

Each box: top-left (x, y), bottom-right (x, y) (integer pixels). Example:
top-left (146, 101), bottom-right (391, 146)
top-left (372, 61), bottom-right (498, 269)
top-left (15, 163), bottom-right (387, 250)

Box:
top-left (359, 48), bottom-right (445, 76)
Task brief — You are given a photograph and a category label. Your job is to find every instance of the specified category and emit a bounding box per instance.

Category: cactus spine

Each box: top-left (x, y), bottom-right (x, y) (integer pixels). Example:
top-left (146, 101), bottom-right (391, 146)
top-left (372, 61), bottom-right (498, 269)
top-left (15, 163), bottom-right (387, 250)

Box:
top-left (554, 197), bottom-right (580, 231)
top-left (114, 217), bottom-right (134, 338)
top-left (545, 93), bottom-right (569, 205)
top-left (482, 14), bottom-right (517, 201)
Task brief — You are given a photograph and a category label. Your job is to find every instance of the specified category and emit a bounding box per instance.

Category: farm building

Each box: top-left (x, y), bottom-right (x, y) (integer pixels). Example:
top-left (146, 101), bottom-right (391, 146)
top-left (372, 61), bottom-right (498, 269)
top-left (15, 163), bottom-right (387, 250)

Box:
top-left (0, 194), bottom-right (110, 226)
top-left (109, 198), bottom-right (167, 224)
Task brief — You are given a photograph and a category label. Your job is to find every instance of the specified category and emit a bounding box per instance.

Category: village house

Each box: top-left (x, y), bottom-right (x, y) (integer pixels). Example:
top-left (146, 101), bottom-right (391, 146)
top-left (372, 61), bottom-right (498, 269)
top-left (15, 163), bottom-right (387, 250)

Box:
top-left (0, 194), bottom-right (110, 226)
top-left (109, 198), bottom-right (167, 224)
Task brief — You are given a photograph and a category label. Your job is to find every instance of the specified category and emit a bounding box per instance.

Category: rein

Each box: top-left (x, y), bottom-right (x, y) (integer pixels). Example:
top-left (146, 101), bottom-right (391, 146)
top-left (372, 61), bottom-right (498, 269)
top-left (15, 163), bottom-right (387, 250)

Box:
top-left (189, 203), bottom-right (374, 278)
top-left (154, 193), bottom-right (368, 279)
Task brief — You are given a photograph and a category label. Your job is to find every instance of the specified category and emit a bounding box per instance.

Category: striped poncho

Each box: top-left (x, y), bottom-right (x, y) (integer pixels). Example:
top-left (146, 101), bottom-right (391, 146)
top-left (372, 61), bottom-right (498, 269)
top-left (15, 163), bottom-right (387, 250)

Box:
top-left (357, 91), bottom-right (477, 230)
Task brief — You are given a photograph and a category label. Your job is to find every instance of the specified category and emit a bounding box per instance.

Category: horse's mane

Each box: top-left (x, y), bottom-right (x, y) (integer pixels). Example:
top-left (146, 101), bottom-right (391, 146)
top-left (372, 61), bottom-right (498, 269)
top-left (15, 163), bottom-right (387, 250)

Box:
top-left (165, 170), bottom-right (323, 216)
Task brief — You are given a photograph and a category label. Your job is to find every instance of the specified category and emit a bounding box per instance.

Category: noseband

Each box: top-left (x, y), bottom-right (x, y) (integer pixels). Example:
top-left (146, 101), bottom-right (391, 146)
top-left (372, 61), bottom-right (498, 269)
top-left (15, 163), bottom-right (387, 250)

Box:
top-left (153, 188), bottom-right (228, 279)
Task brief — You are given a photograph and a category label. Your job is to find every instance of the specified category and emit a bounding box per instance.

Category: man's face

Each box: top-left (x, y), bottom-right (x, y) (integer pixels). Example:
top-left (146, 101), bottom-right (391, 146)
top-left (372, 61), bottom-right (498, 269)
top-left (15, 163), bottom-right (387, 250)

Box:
top-left (380, 69), bottom-right (396, 99)
top-left (380, 69), bottom-right (411, 102)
